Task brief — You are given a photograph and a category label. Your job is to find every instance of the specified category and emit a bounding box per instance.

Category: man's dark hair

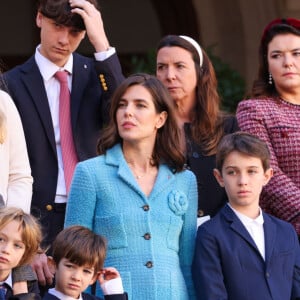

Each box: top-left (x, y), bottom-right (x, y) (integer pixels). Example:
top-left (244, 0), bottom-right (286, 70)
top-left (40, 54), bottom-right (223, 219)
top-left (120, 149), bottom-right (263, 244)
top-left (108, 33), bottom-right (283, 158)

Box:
top-left (38, 0), bottom-right (99, 31)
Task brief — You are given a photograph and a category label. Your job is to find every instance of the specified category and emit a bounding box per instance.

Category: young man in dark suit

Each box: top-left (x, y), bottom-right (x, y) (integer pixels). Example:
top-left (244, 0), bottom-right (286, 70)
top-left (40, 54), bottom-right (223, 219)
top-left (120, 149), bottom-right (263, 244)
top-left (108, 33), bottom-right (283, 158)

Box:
top-left (3, 0), bottom-right (124, 286)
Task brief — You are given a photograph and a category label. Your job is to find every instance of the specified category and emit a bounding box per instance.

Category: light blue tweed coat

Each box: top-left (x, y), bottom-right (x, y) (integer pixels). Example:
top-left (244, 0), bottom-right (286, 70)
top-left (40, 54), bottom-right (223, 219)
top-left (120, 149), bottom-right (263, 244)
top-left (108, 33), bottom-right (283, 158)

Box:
top-left (64, 144), bottom-right (197, 300)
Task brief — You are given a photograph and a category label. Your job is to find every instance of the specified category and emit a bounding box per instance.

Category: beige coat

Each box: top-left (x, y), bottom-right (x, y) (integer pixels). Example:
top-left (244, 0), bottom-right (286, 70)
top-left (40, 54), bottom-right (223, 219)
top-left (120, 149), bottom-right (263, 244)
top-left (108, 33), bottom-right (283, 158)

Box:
top-left (0, 90), bottom-right (32, 211)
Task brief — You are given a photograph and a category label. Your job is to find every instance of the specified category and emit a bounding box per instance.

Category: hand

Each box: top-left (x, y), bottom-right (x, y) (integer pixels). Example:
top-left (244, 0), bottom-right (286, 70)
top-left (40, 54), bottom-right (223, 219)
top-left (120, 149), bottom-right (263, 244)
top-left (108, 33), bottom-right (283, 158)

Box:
top-left (97, 267), bottom-right (120, 285)
top-left (30, 253), bottom-right (55, 286)
top-left (69, 0), bottom-right (110, 52)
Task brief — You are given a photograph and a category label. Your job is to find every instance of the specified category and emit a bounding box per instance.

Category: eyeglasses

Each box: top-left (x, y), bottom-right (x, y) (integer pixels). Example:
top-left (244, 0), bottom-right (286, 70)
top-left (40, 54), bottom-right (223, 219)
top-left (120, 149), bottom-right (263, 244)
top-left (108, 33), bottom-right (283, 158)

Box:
top-left (261, 18), bottom-right (300, 42)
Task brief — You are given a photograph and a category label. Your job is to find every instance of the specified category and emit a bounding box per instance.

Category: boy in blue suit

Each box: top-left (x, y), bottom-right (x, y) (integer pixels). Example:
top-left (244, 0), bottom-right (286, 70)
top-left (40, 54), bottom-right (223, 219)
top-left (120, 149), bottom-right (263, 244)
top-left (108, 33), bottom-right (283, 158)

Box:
top-left (43, 225), bottom-right (127, 300)
top-left (192, 132), bottom-right (300, 300)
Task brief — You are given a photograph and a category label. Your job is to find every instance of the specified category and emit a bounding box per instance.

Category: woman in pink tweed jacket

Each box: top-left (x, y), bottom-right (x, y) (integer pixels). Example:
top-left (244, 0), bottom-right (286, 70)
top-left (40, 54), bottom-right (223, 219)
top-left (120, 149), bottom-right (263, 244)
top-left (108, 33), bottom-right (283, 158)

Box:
top-left (237, 18), bottom-right (300, 237)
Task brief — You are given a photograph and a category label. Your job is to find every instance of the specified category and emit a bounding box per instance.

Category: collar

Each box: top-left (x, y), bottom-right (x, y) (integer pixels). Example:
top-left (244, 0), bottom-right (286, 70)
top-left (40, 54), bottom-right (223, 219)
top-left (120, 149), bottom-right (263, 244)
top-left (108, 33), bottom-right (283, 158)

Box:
top-left (34, 45), bottom-right (73, 81)
top-left (228, 203), bottom-right (264, 225)
top-left (48, 287), bottom-right (83, 300)
top-left (0, 272), bottom-right (12, 289)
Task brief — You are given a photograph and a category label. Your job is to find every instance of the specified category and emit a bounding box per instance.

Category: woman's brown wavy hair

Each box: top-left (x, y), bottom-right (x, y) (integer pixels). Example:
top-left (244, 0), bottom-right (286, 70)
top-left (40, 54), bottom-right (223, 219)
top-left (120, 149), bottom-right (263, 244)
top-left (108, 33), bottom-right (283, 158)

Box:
top-left (156, 35), bottom-right (227, 155)
top-left (97, 73), bottom-right (186, 172)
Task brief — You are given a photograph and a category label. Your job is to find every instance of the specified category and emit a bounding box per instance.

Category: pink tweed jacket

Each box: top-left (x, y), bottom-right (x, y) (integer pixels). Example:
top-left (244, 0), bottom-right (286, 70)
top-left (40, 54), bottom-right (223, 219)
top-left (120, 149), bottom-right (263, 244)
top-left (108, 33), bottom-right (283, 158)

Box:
top-left (237, 97), bottom-right (300, 235)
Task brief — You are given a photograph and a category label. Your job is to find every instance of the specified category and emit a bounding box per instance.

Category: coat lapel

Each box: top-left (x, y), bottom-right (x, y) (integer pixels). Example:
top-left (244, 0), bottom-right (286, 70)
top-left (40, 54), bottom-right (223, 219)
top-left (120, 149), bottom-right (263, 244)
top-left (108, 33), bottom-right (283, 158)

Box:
top-left (106, 144), bottom-right (146, 199)
top-left (20, 57), bottom-right (57, 155)
top-left (105, 144), bottom-right (176, 201)
top-left (148, 165), bottom-right (175, 200)
top-left (262, 213), bottom-right (277, 265)
top-left (71, 53), bottom-right (91, 129)
top-left (222, 205), bottom-right (261, 254)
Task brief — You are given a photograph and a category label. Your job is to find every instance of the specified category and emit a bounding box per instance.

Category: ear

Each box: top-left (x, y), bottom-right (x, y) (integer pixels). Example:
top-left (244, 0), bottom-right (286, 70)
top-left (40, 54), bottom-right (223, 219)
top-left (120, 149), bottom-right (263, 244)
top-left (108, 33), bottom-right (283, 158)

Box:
top-left (263, 168), bottom-right (273, 186)
top-left (155, 111), bottom-right (168, 129)
top-left (213, 168), bottom-right (225, 187)
top-left (48, 256), bottom-right (57, 274)
top-left (36, 12), bottom-right (43, 28)
top-left (89, 272), bottom-right (99, 285)
top-left (79, 31), bottom-right (86, 41)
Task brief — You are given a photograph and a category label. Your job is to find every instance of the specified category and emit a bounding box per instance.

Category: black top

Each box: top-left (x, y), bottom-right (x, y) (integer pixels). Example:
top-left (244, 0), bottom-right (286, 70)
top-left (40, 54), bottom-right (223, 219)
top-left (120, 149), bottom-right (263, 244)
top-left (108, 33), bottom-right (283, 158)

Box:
top-left (184, 115), bottom-right (239, 217)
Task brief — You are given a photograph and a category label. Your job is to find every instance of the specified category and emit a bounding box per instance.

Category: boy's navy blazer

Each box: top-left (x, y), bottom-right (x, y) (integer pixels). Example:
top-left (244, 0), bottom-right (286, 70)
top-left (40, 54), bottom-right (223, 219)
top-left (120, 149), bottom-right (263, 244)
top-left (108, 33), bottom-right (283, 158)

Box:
top-left (3, 52), bottom-right (124, 245)
top-left (192, 204), bottom-right (300, 300)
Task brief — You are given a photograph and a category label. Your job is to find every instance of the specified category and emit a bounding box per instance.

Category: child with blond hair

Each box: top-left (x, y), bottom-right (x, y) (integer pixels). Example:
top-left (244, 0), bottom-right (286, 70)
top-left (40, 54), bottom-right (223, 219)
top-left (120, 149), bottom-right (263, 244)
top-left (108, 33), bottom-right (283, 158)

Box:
top-left (0, 206), bottom-right (42, 299)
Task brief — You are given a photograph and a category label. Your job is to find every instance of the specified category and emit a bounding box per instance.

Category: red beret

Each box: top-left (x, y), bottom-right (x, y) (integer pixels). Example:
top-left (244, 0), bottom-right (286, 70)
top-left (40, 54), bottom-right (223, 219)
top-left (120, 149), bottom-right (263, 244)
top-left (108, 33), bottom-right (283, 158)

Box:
top-left (261, 18), bottom-right (300, 42)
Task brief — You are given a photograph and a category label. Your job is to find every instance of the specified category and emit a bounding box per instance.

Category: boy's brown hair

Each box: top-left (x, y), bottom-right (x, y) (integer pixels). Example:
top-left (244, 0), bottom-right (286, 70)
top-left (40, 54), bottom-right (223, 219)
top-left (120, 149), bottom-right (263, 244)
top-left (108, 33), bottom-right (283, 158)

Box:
top-left (52, 226), bottom-right (106, 274)
top-left (216, 131), bottom-right (271, 172)
top-left (0, 207), bottom-right (42, 266)
top-left (38, 0), bottom-right (99, 31)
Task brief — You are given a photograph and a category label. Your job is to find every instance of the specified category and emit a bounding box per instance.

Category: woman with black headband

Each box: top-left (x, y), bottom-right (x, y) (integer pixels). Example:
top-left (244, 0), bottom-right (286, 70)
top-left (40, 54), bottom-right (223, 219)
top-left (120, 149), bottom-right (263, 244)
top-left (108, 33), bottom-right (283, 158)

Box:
top-left (237, 18), bottom-right (300, 238)
top-left (156, 35), bottom-right (239, 226)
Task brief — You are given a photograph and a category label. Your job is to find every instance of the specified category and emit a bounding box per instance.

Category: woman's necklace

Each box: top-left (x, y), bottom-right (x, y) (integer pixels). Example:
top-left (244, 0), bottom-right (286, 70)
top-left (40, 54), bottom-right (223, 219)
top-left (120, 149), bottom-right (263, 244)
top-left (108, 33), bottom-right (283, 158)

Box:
top-left (127, 163), bottom-right (148, 180)
top-left (133, 172), bottom-right (145, 180)
top-left (126, 160), bottom-right (156, 180)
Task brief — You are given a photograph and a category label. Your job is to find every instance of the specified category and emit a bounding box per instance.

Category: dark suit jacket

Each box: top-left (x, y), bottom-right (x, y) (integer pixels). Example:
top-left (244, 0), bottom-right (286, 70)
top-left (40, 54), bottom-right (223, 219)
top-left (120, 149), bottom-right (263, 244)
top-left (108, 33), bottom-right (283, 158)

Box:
top-left (192, 204), bottom-right (300, 300)
top-left (3, 52), bottom-right (124, 247)
top-left (42, 291), bottom-right (128, 300)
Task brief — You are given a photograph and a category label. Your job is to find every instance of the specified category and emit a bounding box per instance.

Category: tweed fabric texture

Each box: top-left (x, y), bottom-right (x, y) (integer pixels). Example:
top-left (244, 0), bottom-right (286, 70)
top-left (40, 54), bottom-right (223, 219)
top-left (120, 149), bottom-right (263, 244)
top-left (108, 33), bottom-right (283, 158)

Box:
top-left (65, 144), bottom-right (197, 300)
top-left (237, 98), bottom-right (300, 235)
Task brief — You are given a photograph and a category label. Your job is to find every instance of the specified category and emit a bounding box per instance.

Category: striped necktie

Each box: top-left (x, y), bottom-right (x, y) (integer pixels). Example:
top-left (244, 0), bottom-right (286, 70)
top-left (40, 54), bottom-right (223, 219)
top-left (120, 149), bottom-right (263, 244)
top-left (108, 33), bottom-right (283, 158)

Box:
top-left (55, 71), bottom-right (78, 194)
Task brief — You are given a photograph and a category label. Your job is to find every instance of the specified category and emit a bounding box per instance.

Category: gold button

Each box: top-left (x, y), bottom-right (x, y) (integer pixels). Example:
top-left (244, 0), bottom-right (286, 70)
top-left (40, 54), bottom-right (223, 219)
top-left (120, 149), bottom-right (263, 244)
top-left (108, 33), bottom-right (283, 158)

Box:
top-left (103, 86), bottom-right (108, 91)
top-left (46, 205), bottom-right (53, 211)
top-left (99, 74), bottom-right (104, 78)
top-left (198, 209), bottom-right (204, 217)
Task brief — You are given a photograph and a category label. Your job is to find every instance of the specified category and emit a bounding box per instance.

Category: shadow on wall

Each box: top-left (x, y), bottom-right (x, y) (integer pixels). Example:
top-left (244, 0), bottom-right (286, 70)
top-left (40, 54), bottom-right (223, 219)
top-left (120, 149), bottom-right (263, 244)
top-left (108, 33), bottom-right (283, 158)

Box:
top-left (124, 48), bottom-right (245, 114)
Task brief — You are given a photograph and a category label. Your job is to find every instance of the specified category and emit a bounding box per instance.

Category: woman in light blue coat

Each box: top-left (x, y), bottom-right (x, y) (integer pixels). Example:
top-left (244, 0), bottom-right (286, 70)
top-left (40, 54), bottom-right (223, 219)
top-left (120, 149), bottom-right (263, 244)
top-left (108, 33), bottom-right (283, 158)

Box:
top-left (64, 74), bottom-right (197, 300)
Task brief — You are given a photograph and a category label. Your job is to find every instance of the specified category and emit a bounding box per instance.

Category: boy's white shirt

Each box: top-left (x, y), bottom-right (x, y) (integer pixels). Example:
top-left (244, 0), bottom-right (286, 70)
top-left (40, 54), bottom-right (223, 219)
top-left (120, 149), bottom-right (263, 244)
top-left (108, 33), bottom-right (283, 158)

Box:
top-left (100, 277), bottom-right (124, 295)
top-left (228, 203), bottom-right (266, 260)
top-left (48, 288), bottom-right (83, 300)
top-left (0, 272), bottom-right (12, 289)
top-left (49, 277), bottom-right (124, 299)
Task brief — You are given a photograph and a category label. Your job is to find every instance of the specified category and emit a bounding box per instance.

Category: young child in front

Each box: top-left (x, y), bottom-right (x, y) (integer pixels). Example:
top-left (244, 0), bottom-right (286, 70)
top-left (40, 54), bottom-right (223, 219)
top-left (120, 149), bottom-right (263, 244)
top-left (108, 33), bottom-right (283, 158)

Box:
top-left (192, 132), bottom-right (300, 300)
top-left (43, 225), bottom-right (127, 300)
top-left (0, 206), bottom-right (42, 299)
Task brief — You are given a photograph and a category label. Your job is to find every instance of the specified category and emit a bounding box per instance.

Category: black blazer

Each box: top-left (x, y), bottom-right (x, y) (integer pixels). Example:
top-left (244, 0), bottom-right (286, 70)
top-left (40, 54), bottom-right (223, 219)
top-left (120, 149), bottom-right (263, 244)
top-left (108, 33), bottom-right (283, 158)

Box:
top-left (42, 292), bottom-right (128, 300)
top-left (3, 52), bottom-right (124, 246)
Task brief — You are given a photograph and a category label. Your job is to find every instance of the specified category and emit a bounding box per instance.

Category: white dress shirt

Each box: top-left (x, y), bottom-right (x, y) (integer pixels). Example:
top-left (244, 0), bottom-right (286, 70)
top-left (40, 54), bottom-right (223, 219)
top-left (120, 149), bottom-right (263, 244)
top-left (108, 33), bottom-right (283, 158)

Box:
top-left (48, 277), bottom-right (124, 299)
top-left (34, 45), bottom-right (116, 202)
top-left (228, 204), bottom-right (265, 260)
